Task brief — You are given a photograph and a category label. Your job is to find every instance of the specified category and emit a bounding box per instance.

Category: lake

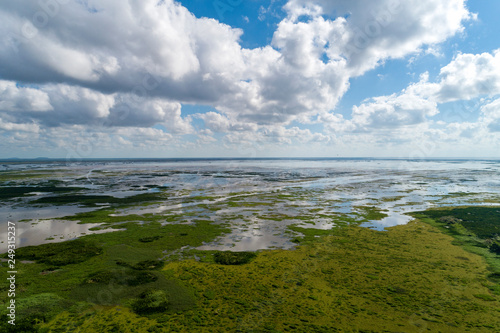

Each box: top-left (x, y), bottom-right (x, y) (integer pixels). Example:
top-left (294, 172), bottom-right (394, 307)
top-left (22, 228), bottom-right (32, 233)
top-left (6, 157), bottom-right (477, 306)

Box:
top-left (1, 158), bottom-right (500, 252)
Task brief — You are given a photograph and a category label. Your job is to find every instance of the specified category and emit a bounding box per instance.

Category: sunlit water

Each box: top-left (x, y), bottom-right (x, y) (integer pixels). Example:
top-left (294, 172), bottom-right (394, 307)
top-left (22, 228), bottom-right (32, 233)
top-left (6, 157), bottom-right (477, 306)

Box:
top-left (1, 158), bottom-right (499, 252)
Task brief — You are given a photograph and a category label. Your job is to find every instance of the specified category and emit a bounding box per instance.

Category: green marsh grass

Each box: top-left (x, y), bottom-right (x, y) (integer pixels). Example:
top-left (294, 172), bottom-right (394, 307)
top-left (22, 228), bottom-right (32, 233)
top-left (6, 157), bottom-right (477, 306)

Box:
top-left (2, 186), bottom-right (500, 332)
top-left (1, 218), bottom-right (496, 332)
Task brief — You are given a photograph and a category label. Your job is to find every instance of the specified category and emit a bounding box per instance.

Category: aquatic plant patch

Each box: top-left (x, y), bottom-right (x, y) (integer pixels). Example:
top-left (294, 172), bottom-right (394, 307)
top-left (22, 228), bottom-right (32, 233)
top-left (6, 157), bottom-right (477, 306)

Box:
top-left (213, 251), bottom-right (257, 265)
top-left (414, 206), bottom-right (500, 239)
top-left (9, 239), bottom-right (102, 266)
top-left (1, 217), bottom-right (497, 332)
top-left (0, 185), bottom-right (81, 200)
top-left (31, 192), bottom-right (167, 207)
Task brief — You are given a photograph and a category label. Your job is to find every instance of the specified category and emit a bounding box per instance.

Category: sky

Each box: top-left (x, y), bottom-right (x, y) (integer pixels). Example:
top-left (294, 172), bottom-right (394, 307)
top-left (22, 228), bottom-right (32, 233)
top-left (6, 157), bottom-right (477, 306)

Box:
top-left (0, 0), bottom-right (499, 159)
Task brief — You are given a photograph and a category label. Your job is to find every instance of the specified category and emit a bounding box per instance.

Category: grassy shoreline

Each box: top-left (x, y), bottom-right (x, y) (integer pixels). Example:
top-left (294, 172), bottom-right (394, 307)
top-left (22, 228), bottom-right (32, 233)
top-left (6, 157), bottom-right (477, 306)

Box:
top-left (2, 210), bottom-right (499, 332)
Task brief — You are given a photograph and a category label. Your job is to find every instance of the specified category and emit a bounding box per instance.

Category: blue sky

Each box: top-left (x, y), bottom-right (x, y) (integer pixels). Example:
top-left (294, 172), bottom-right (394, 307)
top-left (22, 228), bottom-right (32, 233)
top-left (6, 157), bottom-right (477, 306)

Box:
top-left (0, 0), bottom-right (499, 158)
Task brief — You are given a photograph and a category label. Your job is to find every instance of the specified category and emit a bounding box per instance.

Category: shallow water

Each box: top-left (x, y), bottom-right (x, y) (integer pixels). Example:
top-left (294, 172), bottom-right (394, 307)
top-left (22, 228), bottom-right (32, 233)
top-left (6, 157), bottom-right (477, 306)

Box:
top-left (0, 219), bottom-right (121, 252)
top-left (1, 158), bottom-right (499, 251)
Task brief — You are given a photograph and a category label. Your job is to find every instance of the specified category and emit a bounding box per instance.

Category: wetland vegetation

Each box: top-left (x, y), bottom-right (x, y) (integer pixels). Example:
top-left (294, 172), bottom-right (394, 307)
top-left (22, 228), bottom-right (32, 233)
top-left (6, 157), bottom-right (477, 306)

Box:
top-left (1, 159), bottom-right (500, 332)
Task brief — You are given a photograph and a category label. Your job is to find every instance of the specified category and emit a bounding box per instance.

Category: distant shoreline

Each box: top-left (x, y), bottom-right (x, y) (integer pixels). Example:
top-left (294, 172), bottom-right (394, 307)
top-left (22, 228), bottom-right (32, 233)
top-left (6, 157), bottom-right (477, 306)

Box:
top-left (1, 157), bottom-right (500, 164)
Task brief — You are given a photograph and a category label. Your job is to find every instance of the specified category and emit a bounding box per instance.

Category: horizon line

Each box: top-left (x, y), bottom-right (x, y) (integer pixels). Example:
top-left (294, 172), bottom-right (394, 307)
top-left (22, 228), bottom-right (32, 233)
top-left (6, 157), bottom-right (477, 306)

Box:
top-left (1, 157), bottom-right (500, 162)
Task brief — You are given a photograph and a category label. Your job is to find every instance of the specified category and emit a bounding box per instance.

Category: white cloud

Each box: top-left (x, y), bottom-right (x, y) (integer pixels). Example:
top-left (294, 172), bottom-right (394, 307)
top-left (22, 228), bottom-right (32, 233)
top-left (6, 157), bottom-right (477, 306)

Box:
top-left (0, 80), bottom-right (52, 112)
top-left (0, 0), bottom-right (484, 157)
top-left (0, 117), bottom-right (39, 132)
top-left (46, 84), bottom-right (115, 120)
top-left (199, 112), bottom-right (231, 132)
top-left (284, 0), bottom-right (472, 75)
top-left (0, 0), bottom-right (242, 96)
top-left (351, 93), bottom-right (438, 130)
top-left (0, 0), bottom-right (473, 130)
top-left (198, 111), bottom-right (258, 132)
top-left (433, 50), bottom-right (500, 102)
top-left (344, 49), bottom-right (500, 133)
top-left (396, 50), bottom-right (500, 104)
top-left (480, 98), bottom-right (500, 132)
top-left (219, 124), bottom-right (332, 148)
top-left (0, 80), bottom-right (193, 132)
top-left (116, 127), bottom-right (174, 145)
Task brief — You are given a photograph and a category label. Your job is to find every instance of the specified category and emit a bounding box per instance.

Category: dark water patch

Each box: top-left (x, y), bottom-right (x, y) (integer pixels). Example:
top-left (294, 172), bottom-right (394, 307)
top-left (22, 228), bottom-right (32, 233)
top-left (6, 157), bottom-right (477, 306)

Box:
top-left (30, 192), bottom-right (166, 207)
top-left (0, 185), bottom-right (82, 200)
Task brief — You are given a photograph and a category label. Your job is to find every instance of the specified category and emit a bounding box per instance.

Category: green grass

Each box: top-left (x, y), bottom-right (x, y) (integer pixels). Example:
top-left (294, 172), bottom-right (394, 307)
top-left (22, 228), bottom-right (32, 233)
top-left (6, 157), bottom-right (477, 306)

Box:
top-left (288, 224), bottom-right (346, 244)
top-left (213, 251), bottom-right (257, 265)
top-left (57, 208), bottom-right (146, 224)
top-left (70, 269), bottom-right (194, 311)
top-left (0, 293), bottom-right (74, 333)
top-left (44, 219), bottom-right (496, 332)
top-left (9, 239), bottom-right (103, 266)
top-left (410, 207), bottom-right (500, 299)
top-left (31, 192), bottom-right (167, 207)
top-left (354, 205), bottom-right (389, 220)
top-left (411, 208), bottom-right (500, 266)
top-left (0, 214), bottom-right (230, 331)
top-left (131, 289), bottom-right (170, 315)
top-left (413, 206), bottom-right (500, 239)
top-left (2, 187), bottom-right (500, 333)
top-left (0, 185), bottom-right (81, 200)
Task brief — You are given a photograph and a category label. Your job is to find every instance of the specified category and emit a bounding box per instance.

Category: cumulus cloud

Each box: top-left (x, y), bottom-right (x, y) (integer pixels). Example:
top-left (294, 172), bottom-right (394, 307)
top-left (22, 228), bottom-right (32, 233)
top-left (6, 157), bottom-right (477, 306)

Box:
top-left (0, 0), bottom-right (244, 98)
top-left (284, 0), bottom-right (472, 75)
top-left (0, 117), bottom-right (39, 132)
top-left (0, 0), bottom-right (473, 130)
top-left (351, 94), bottom-right (438, 130)
top-left (0, 80), bottom-right (193, 132)
top-left (343, 49), bottom-right (500, 133)
top-left (480, 98), bottom-right (500, 132)
top-left (433, 50), bottom-right (500, 102)
top-left (198, 112), bottom-right (232, 132)
top-left (0, 80), bottom-right (52, 112)
top-left (0, 0), bottom-right (481, 156)
top-left (395, 50), bottom-right (500, 104)
top-left (106, 95), bottom-right (192, 133)
top-left (198, 111), bottom-right (258, 132)
top-left (115, 127), bottom-right (174, 146)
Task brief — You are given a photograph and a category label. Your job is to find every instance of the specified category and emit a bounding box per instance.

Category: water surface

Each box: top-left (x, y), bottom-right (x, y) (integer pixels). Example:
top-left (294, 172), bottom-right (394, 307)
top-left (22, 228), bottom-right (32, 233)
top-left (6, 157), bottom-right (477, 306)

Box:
top-left (1, 158), bottom-right (499, 251)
